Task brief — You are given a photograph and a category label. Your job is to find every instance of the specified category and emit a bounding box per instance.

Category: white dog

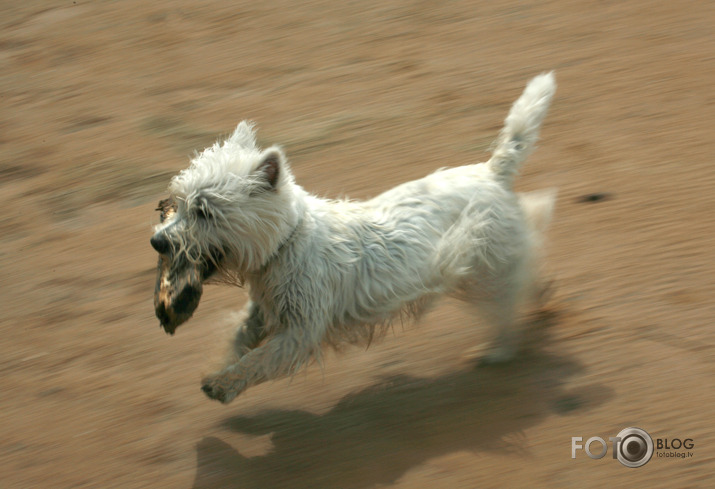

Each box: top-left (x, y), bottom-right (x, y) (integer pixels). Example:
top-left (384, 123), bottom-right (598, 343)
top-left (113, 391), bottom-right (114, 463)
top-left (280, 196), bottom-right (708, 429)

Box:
top-left (151, 72), bottom-right (557, 403)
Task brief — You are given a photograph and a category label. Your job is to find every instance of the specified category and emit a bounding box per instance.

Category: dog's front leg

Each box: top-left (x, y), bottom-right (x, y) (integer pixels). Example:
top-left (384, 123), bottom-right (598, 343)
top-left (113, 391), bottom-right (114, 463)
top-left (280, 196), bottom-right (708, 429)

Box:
top-left (227, 301), bottom-right (266, 362)
top-left (202, 324), bottom-right (323, 404)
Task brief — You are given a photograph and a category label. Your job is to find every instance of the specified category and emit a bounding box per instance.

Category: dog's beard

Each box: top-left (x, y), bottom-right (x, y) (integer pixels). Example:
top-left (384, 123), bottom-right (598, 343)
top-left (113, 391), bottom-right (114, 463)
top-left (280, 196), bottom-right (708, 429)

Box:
top-left (205, 268), bottom-right (245, 288)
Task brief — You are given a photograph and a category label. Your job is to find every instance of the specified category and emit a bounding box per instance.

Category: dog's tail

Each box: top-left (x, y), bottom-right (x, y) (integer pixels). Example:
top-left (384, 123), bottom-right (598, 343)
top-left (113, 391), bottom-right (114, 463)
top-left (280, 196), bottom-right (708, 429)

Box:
top-left (488, 72), bottom-right (556, 187)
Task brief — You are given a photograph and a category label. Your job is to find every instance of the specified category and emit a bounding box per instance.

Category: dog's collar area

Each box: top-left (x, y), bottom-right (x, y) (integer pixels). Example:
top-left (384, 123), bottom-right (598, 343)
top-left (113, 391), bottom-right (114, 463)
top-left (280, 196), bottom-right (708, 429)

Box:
top-left (265, 216), bottom-right (304, 266)
top-left (277, 217), bottom-right (303, 251)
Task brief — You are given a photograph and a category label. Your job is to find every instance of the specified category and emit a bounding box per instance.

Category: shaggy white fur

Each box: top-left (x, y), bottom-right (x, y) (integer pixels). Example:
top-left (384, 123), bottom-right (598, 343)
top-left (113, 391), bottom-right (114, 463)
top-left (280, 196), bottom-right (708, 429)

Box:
top-left (151, 72), bottom-right (557, 404)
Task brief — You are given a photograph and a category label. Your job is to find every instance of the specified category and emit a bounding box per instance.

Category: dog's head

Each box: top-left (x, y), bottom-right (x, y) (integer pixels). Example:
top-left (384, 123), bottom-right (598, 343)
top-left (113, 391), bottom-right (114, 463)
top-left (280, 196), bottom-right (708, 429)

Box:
top-left (151, 121), bottom-right (298, 334)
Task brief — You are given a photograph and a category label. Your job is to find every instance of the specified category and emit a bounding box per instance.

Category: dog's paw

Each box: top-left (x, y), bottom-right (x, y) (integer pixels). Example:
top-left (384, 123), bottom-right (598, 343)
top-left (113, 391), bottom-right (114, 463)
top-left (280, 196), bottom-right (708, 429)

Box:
top-left (201, 374), bottom-right (242, 404)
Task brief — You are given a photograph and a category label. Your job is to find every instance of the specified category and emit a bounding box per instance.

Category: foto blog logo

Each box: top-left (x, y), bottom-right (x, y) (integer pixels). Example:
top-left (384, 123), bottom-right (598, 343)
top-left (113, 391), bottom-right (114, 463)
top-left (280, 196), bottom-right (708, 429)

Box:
top-left (571, 427), bottom-right (695, 468)
top-left (572, 427), bottom-right (654, 468)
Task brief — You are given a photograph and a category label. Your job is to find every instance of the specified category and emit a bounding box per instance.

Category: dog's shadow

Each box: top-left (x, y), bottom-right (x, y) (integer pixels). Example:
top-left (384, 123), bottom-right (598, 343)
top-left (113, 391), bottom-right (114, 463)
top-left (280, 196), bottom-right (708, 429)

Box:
top-left (191, 311), bottom-right (610, 489)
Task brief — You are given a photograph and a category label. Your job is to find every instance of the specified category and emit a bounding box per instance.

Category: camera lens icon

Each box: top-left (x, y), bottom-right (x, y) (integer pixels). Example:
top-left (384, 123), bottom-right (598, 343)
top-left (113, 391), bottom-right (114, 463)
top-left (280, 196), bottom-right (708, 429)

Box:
top-left (616, 427), bottom-right (653, 468)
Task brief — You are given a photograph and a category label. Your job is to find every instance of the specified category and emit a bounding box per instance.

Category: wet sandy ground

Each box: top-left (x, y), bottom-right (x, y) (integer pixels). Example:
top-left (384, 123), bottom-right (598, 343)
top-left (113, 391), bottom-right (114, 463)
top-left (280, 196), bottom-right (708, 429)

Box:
top-left (1, 1), bottom-right (713, 487)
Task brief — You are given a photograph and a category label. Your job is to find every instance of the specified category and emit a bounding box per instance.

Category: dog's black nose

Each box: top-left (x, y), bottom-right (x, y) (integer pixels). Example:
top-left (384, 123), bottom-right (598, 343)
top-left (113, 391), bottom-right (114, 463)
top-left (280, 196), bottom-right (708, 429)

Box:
top-left (150, 234), bottom-right (170, 254)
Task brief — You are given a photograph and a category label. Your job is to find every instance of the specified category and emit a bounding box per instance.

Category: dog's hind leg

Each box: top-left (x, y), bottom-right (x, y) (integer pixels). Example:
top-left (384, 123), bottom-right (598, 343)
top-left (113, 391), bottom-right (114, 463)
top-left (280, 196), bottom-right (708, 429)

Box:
top-left (474, 289), bottom-right (523, 364)
top-left (471, 192), bottom-right (555, 364)
top-left (460, 256), bottom-right (531, 365)
top-left (519, 189), bottom-right (556, 307)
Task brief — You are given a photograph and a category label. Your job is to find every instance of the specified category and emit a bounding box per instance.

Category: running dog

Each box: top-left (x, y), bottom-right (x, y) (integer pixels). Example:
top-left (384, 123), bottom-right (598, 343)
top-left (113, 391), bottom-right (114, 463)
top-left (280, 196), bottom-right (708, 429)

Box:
top-left (151, 72), bottom-right (557, 403)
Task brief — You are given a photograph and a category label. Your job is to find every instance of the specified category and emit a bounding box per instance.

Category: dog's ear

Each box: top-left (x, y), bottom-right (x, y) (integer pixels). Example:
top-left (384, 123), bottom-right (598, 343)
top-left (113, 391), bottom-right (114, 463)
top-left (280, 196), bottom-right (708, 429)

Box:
top-left (228, 120), bottom-right (258, 149)
top-left (255, 147), bottom-right (284, 190)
